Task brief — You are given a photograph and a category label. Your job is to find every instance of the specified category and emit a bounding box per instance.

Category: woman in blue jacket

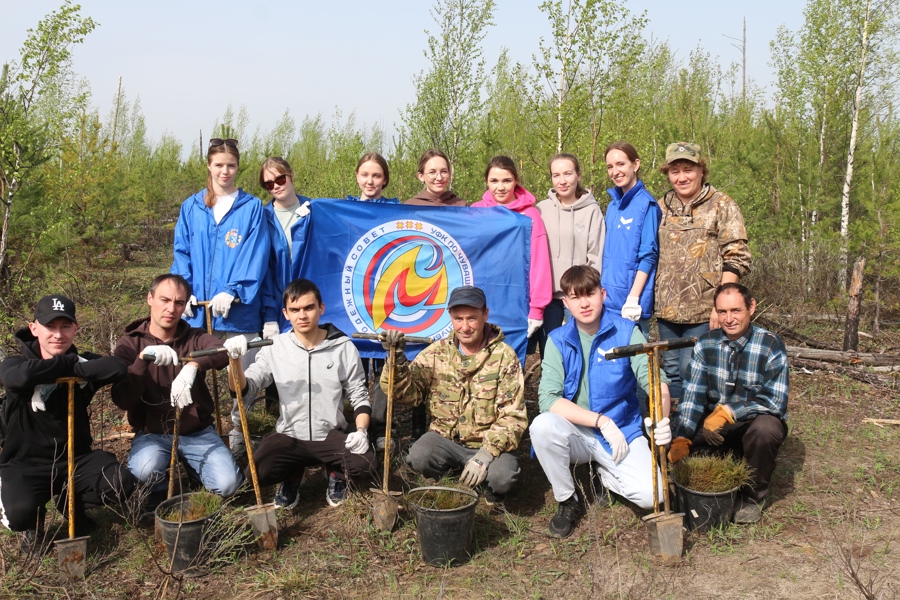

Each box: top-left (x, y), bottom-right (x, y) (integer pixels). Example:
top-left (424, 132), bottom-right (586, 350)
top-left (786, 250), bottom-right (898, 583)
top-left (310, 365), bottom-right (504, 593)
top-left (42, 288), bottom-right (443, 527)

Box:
top-left (259, 156), bottom-right (312, 337)
top-left (171, 138), bottom-right (269, 448)
top-left (601, 142), bottom-right (661, 337)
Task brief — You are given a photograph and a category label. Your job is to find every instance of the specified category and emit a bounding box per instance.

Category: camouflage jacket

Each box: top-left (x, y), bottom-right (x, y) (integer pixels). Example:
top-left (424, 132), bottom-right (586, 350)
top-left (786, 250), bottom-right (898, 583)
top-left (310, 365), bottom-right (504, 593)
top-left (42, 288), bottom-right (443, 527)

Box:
top-left (655, 184), bottom-right (751, 324)
top-left (383, 324), bottom-right (526, 457)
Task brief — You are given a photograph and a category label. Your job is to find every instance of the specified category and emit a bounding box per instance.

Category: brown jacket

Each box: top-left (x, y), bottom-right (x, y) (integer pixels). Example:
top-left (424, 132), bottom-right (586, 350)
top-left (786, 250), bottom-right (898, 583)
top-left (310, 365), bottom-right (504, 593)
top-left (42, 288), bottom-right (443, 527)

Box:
top-left (112, 318), bottom-right (227, 435)
top-left (655, 184), bottom-right (751, 324)
top-left (404, 189), bottom-right (467, 206)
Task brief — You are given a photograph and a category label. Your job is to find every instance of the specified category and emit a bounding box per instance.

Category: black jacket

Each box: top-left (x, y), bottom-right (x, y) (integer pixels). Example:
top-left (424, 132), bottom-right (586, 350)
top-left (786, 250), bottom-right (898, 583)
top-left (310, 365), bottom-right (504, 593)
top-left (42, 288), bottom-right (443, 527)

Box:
top-left (0, 328), bottom-right (126, 466)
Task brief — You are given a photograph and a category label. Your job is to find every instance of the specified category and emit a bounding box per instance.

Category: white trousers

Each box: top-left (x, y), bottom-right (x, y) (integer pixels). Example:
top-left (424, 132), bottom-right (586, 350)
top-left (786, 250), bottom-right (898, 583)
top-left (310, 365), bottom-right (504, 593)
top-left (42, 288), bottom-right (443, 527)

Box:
top-left (530, 412), bottom-right (662, 510)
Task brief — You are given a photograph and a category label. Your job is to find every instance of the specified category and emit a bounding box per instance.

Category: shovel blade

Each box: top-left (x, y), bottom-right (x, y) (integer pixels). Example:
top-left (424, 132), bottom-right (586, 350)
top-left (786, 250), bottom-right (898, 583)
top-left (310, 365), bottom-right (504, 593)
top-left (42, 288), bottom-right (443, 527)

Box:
top-left (246, 503), bottom-right (278, 551)
top-left (56, 535), bottom-right (89, 584)
top-left (370, 489), bottom-right (401, 532)
top-left (642, 512), bottom-right (684, 560)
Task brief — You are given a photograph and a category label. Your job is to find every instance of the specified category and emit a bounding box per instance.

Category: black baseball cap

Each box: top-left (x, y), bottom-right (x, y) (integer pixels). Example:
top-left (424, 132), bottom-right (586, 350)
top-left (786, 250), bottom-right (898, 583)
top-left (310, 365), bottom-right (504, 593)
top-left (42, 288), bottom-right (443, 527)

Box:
top-left (447, 286), bottom-right (487, 309)
top-left (34, 295), bottom-right (78, 325)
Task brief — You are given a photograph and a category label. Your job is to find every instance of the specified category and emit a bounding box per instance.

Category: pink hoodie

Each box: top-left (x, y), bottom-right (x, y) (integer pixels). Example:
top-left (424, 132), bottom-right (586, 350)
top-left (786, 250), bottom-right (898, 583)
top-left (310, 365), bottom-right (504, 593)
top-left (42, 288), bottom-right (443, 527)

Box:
top-left (473, 185), bottom-right (553, 320)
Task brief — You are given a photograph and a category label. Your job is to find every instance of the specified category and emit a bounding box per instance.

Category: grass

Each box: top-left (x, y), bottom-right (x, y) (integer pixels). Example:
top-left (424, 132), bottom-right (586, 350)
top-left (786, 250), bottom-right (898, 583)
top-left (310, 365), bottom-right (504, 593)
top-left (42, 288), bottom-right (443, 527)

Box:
top-left (160, 490), bottom-right (222, 522)
top-left (407, 486), bottom-right (477, 511)
top-left (670, 454), bottom-right (753, 493)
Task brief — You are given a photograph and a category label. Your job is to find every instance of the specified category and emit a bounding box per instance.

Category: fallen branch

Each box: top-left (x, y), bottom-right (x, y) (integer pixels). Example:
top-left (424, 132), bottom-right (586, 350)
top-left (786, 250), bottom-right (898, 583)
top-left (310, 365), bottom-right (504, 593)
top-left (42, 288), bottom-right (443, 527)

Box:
top-left (94, 431), bottom-right (135, 442)
top-left (786, 346), bottom-right (900, 367)
top-left (862, 419), bottom-right (900, 426)
top-left (756, 316), bottom-right (842, 351)
top-left (790, 358), bottom-right (897, 388)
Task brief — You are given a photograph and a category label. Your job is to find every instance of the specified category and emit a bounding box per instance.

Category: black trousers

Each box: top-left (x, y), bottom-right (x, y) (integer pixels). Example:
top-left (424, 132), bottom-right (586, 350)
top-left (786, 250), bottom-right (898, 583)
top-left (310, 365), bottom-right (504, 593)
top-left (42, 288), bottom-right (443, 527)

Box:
top-left (0, 450), bottom-right (136, 532)
top-left (690, 414), bottom-right (787, 502)
top-left (248, 430), bottom-right (377, 487)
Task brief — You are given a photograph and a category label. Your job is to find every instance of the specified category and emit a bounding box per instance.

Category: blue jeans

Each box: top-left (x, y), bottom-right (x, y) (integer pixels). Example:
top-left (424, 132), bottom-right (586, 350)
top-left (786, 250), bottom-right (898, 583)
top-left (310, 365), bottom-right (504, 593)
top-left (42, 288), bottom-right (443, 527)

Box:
top-left (656, 320), bottom-right (709, 402)
top-left (129, 425), bottom-right (243, 496)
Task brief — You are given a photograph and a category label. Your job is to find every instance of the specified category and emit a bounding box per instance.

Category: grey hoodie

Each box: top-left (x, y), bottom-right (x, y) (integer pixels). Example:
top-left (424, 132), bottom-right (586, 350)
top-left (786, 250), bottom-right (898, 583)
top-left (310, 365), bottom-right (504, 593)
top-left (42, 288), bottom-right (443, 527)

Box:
top-left (242, 324), bottom-right (370, 442)
top-left (537, 189), bottom-right (606, 297)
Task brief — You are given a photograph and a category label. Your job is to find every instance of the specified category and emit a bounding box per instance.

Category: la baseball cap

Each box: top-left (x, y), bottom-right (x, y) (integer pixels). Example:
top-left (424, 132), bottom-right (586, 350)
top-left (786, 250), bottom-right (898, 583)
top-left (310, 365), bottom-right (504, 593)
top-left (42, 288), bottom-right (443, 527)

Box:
top-left (34, 295), bottom-right (78, 325)
top-left (447, 286), bottom-right (487, 309)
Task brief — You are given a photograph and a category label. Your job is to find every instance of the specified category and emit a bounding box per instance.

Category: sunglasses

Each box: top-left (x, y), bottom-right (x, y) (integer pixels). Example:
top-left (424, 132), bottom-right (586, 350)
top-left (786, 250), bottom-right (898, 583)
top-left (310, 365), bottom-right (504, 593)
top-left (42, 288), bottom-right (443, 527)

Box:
top-left (209, 138), bottom-right (238, 148)
top-left (262, 173), bottom-right (289, 191)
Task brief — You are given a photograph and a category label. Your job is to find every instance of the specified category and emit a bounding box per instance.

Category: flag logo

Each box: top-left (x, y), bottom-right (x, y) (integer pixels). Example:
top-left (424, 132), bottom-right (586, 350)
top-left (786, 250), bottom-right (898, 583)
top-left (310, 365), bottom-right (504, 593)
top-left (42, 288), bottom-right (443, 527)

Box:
top-left (341, 220), bottom-right (474, 338)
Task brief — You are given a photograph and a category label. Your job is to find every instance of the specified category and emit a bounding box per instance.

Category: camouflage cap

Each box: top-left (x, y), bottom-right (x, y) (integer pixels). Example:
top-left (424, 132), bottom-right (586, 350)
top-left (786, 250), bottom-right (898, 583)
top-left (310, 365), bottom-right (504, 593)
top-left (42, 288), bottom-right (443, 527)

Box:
top-left (447, 285), bottom-right (487, 309)
top-left (665, 142), bottom-right (702, 165)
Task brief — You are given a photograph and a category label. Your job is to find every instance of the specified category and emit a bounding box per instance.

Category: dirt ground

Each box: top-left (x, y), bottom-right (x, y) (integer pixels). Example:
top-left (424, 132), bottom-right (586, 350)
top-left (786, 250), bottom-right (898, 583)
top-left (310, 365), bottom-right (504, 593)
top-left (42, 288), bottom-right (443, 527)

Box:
top-left (1, 357), bottom-right (898, 600)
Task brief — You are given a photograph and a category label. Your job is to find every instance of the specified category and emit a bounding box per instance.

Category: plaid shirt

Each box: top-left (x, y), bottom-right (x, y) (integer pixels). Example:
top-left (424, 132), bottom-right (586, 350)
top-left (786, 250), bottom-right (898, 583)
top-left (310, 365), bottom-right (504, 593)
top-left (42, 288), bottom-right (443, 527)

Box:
top-left (674, 323), bottom-right (789, 439)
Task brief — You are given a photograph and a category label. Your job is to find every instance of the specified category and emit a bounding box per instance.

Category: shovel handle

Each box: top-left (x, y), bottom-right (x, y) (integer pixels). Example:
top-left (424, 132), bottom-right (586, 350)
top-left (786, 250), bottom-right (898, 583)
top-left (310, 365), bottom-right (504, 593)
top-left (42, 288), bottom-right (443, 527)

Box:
top-left (230, 356), bottom-right (264, 506)
top-left (167, 407), bottom-right (181, 499)
top-left (56, 377), bottom-right (84, 540)
top-left (382, 347), bottom-right (396, 495)
top-left (188, 338), bottom-right (273, 358)
top-left (352, 332), bottom-right (433, 345)
top-left (605, 336), bottom-right (697, 360)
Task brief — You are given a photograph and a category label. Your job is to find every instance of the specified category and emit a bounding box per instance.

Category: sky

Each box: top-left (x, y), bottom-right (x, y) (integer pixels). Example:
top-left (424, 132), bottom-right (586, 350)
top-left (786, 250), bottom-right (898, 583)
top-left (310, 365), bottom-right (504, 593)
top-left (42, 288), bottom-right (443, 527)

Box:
top-left (1, 0), bottom-right (807, 153)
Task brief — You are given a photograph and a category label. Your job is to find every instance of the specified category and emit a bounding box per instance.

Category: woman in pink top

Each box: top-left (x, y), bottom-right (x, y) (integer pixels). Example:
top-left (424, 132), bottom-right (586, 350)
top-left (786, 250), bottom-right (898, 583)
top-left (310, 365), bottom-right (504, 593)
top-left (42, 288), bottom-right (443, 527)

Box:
top-left (473, 156), bottom-right (553, 353)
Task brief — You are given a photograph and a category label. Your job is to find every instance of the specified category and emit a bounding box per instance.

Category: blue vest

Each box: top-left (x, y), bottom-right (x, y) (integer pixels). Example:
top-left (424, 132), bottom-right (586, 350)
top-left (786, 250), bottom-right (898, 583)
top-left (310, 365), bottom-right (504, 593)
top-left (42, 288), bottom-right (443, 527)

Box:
top-left (601, 180), bottom-right (659, 317)
top-left (549, 311), bottom-right (644, 454)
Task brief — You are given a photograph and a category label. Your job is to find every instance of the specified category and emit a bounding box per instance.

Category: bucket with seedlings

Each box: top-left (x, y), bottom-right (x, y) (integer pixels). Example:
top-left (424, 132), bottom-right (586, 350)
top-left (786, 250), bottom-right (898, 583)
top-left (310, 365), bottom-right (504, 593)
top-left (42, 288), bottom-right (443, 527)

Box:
top-left (155, 491), bottom-right (223, 576)
top-left (671, 454), bottom-right (752, 532)
top-left (406, 486), bottom-right (478, 567)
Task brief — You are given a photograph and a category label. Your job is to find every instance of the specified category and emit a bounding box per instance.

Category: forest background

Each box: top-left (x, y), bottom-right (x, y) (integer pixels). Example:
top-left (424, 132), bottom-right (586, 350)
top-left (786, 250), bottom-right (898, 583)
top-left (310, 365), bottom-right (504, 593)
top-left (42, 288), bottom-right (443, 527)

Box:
top-left (1, 0), bottom-right (899, 353)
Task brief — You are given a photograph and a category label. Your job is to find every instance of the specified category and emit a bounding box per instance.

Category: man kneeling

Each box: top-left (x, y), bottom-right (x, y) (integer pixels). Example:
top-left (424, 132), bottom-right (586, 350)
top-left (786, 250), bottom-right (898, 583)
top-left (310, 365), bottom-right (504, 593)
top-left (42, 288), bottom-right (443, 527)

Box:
top-left (225, 279), bottom-right (375, 508)
top-left (380, 285), bottom-right (526, 505)
top-left (531, 266), bottom-right (671, 538)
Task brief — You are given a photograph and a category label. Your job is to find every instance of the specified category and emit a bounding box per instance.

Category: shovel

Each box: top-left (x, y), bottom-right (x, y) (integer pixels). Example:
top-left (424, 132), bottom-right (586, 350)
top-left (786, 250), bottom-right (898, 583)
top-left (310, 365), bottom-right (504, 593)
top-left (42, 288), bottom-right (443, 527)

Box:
top-left (224, 344), bottom-right (278, 550)
top-left (55, 377), bottom-right (89, 584)
top-left (606, 337), bottom-right (696, 560)
top-left (352, 332), bottom-right (432, 531)
top-left (196, 300), bottom-right (224, 436)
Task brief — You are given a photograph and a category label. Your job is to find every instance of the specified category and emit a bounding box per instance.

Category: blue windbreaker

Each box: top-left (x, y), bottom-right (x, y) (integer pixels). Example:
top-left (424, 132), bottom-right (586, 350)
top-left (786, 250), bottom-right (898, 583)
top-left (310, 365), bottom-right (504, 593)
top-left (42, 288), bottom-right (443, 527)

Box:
top-left (171, 189), bottom-right (269, 333)
top-left (345, 195), bottom-right (400, 204)
top-left (601, 180), bottom-right (661, 318)
top-left (262, 195), bottom-right (313, 332)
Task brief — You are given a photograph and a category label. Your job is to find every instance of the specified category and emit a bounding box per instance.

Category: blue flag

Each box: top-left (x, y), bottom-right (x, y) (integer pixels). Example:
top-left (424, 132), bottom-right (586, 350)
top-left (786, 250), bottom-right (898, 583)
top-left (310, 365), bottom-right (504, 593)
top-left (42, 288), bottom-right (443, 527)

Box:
top-left (292, 200), bottom-right (531, 363)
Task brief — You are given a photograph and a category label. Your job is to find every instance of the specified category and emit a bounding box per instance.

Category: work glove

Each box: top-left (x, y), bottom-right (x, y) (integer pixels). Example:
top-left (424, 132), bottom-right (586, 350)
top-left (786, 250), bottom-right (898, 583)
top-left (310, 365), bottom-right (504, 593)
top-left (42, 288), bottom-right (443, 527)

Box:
top-left (527, 319), bottom-right (543, 338)
top-left (668, 437), bottom-right (692, 463)
top-left (209, 292), bottom-right (235, 318)
top-left (460, 448), bottom-right (494, 488)
top-left (141, 344), bottom-right (180, 366)
top-left (298, 201), bottom-right (311, 218)
top-left (701, 405), bottom-right (735, 447)
top-left (599, 418), bottom-right (628, 463)
top-left (344, 430), bottom-right (369, 455)
top-left (183, 295), bottom-right (198, 319)
top-left (621, 296), bottom-right (642, 322)
top-left (223, 336), bottom-right (249, 359)
top-left (170, 363), bottom-right (198, 409)
top-left (380, 329), bottom-right (406, 353)
top-left (262, 321), bottom-right (280, 340)
top-left (644, 416), bottom-right (672, 446)
top-left (31, 384), bottom-right (55, 412)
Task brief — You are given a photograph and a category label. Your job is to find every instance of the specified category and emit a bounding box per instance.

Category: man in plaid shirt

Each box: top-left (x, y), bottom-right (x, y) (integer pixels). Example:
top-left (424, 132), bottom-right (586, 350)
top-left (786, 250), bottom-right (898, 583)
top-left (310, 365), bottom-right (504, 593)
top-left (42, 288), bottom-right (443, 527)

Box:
top-left (668, 283), bottom-right (789, 523)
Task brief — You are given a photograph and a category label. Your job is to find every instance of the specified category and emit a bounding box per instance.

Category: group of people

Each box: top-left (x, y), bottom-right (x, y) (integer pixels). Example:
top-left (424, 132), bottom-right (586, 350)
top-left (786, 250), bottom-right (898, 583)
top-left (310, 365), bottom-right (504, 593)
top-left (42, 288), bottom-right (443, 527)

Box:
top-left (0, 138), bottom-right (790, 555)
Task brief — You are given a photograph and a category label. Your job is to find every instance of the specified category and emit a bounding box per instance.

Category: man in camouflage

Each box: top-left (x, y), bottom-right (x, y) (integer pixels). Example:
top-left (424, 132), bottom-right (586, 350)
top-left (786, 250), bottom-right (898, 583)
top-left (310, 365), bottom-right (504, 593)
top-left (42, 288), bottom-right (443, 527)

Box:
top-left (380, 286), bottom-right (526, 504)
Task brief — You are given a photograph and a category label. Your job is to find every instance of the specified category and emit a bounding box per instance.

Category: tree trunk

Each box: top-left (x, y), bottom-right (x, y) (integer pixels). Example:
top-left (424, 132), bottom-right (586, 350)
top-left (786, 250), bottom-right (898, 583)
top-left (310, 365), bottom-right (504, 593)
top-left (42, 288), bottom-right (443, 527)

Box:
top-left (786, 345), bottom-right (900, 367)
top-left (843, 257), bottom-right (866, 352)
top-left (838, 0), bottom-right (871, 291)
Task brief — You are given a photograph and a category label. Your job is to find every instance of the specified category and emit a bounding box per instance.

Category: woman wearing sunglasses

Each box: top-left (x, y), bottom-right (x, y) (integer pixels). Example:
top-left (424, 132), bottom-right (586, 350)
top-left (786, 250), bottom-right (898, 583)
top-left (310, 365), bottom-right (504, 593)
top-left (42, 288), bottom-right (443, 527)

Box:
top-left (172, 138), bottom-right (270, 449)
top-left (258, 157), bottom-right (312, 337)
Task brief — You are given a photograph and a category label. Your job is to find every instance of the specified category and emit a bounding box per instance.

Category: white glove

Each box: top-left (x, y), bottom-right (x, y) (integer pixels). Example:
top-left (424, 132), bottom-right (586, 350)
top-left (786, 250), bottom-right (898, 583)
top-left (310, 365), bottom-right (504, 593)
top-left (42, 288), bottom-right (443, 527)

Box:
top-left (31, 384), bottom-right (55, 412)
top-left (344, 430), bottom-right (370, 455)
top-left (644, 417), bottom-right (672, 446)
top-left (184, 295), bottom-right (198, 319)
top-left (171, 363), bottom-right (198, 409)
top-left (223, 336), bottom-right (249, 359)
top-left (262, 321), bottom-right (280, 340)
top-left (210, 292), bottom-right (235, 318)
top-left (527, 319), bottom-right (543, 338)
top-left (298, 201), bottom-right (311, 218)
top-left (599, 418), bottom-right (628, 463)
top-left (141, 344), bottom-right (180, 366)
top-left (621, 296), bottom-right (642, 322)
top-left (460, 448), bottom-right (494, 487)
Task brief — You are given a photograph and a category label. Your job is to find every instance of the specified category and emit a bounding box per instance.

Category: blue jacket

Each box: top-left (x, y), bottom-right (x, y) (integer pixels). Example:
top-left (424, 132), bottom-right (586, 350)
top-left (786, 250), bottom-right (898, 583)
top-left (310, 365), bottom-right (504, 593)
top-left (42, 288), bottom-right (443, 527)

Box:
top-left (549, 310), bottom-right (643, 454)
top-left (345, 195), bottom-right (400, 204)
top-left (601, 180), bottom-right (661, 318)
top-left (262, 195), bottom-right (313, 331)
top-left (172, 189), bottom-right (269, 333)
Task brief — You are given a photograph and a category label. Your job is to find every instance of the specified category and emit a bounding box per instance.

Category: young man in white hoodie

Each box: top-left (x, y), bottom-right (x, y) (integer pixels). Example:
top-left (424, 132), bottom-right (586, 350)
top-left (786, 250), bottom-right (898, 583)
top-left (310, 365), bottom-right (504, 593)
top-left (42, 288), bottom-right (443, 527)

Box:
top-left (225, 279), bottom-right (374, 508)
